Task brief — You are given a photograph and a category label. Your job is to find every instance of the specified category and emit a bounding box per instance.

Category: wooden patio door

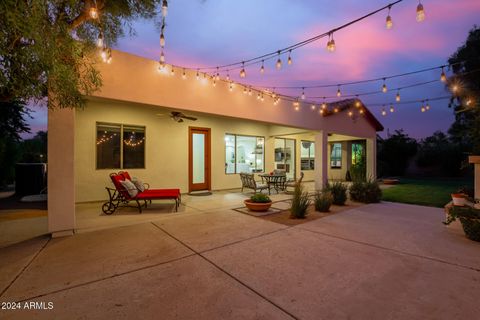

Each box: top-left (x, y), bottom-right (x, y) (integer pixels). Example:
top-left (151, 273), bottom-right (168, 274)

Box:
top-left (188, 127), bottom-right (211, 192)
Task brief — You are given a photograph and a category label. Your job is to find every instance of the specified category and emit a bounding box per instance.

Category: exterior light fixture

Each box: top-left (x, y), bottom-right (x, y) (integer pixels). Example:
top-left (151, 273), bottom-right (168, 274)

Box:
top-left (240, 62), bottom-right (246, 78)
top-left (396, 91), bottom-right (401, 102)
top-left (276, 51), bottom-right (282, 70)
top-left (311, 104), bottom-right (316, 110)
top-left (288, 50), bottom-right (293, 65)
top-left (390, 104), bottom-right (395, 113)
top-left (416, 1), bottom-right (425, 22)
top-left (160, 33), bottom-right (165, 47)
top-left (162, 0), bottom-right (168, 17)
top-left (382, 78), bottom-right (388, 93)
top-left (336, 85), bottom-right (341, 97)
top-left (386, 6), bottom-right (393, 29)
top-left (381, 107), bottom-right (387, 116)
top-left (301, 88), bottom-right (306, 100)
top-left (440, 67), bottom-right (447, 82)
top-left (260, 60), bottom-right (265, 74)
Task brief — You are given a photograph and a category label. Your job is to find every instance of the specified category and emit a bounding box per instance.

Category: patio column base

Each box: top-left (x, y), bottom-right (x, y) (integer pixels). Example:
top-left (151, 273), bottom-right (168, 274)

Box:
top-left (51, 230), bottom-right (75, 238)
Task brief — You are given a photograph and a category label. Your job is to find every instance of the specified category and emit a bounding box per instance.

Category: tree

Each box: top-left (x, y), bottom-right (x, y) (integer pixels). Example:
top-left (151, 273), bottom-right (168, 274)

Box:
top-left (377, 130), bottom-right (417, 177)
top-left (0, 100), bottom-right (30, 187)
top-left (0, 0), bottom-right (160, 109)
top-left (416, 131), bottom-right (464, 176)
top-left (448, 26), bottom-right (480, 154)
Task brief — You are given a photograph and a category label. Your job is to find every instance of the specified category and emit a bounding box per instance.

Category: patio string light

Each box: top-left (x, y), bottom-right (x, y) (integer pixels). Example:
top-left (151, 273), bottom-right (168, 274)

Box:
top-left (178, 0), bottom-right (417, 76)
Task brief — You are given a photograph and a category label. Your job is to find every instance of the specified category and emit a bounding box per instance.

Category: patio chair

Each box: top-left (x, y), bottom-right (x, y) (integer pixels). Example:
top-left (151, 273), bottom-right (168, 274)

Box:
top-left (285, 172), bottom-right (304, 193)
top-left (240, 173), bottom-right (270, 194)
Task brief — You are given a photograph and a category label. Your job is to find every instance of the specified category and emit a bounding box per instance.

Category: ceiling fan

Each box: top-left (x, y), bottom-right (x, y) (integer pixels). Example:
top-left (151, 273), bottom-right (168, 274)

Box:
top-left (170, 111), bottom-right (197, 123)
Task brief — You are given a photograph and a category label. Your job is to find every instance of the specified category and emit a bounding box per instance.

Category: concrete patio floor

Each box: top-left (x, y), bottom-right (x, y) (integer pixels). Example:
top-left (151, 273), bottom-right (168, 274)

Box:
top-left (0, 200), bottom-right (479, 319)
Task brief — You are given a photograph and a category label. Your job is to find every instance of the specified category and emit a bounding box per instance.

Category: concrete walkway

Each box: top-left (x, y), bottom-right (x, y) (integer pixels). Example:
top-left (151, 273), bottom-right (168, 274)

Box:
top-left (0, 201), bottom-right (479, 319)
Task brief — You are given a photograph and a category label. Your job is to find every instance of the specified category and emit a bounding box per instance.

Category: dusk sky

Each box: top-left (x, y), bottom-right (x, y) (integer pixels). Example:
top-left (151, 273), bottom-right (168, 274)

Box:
top-left (26, 0), bottom-right (480, 139)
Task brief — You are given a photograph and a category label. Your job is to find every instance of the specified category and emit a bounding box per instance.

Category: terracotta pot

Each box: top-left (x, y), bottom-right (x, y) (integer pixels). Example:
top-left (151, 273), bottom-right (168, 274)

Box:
top-left (451, 193), bottom-right (466, 206)
top-left (383, 179), bottom-right (399, 185)
top-left (244, 200), bottom-right (272, 212)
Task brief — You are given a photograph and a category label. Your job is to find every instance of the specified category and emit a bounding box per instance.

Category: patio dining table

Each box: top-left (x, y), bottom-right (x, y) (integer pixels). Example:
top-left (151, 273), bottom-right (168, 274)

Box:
top-left (259, 173), bottom-right (286, 194)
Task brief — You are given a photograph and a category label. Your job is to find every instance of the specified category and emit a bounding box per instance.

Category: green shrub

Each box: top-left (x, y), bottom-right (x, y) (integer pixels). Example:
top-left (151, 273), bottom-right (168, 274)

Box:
top-left (250, 193), bottom-right (271, 203)
top-left (290, 184), bottom-right (310, 219)
top-left (315, 191), bottom-right (333, 212)
top-left (325, 181), bottom-right (347, 205)
top-left (349, 179), bottom-right (382, 203)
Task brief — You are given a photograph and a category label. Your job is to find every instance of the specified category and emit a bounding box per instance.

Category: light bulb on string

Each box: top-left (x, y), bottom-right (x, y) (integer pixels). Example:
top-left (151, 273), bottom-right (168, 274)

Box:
top-left (260, 94), bottom-right (264, 102)
top-left (248, 87), bottom-right (252, 96)
top-left (396, 91), bottom-right (401, 102)
top-left (160, 33), bottom-right (165, 47)
top-left (425, 100), bottom-right (430, 110)
top-left (319, 109), bottom-right (325, 116)
top-left (416, 0), bottom-right (425, 22)
top-left (440, 67), bottom-right (447, 82)
top-left (229, 82), bottom-right (234, 92)
top-left (215, 67), bottom-right (220, 81)
top-left (381, 106), bottom-right (387, 116)
top-left (355, 97), bottom-right (361, 108)
top-left (276, 51), bottom-right (282, 70)
top-left (327, 33), bottom-right (336, 52)
top-left (321, 98), bottom-right (327, 110)
top-left (294, 100), bottom-right (300, 111)
top-left (212, 79), bottom-right (216, 87)
top-left (348, 110), bottom-right (353, 117)
top-left (260, 60), bottom-right (265, 74)
top-left (359, 109), bottom-right (365, 115)
top-left (382, 78), bottom-right (388, 93)
top-left (288, 50), bottom-right (293, 65)
top-left (243, 87), bottom-right (247, 94)
top-left (162, 0), bottom-right (168, 17)
top-left (170, 66), bottom-right (175, 76)
top-left (160, 51), bottom-right (165, 63)
top-left (96, 32), bottom-right (104, 48)
top-left (226, 71), bottom-right (230, 81)
top-left (257, 92), bottom-right (261, 100)
top-left (89, 6), bottom-right (99, 19)
top-left (240, 62), bottom-right (246, 78)
top-left (311, 104), bottom-right (316, 110)
top-left (196, 69), bottom-right (200, 80)
top-left (386, 6), bottom-right (393, 29)
top-left (336, 85), bottom-right (342, 97)
top-left (390, 104), bottom-right (395, 113)
top-left (301, 88), bottom-right (305, 100)
top-left (334, 107), bottom-right (339, 113)
top-left (421, 101), bottom-right (426, 112)
top-left (182, 69), bottom-right (187, 80)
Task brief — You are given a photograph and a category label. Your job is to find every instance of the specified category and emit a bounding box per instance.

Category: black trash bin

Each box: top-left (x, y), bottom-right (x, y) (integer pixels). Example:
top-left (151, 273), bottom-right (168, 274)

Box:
top-left (15, 163), bottom-right (47, 196)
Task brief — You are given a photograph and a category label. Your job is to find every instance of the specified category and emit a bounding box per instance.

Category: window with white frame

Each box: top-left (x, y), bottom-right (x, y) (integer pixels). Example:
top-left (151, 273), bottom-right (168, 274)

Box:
top-left (301, 141), bottom-right (315, 170)
top-left (96, 123), bottom-right (145, 169)
top-left (225, 134), bottom-right (264, 174)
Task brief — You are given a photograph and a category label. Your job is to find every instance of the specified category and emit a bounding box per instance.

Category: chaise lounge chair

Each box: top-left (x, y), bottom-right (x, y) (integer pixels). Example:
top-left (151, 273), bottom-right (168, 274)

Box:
top-left (102, 171), bottom-right (181, 214)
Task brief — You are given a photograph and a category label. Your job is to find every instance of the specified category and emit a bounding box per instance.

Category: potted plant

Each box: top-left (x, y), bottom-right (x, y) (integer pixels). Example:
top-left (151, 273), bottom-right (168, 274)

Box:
top-left (244, 193), bottom-right (272, 212)
top-left (451, 191), bottom-right (467, 206)
top-left (444, 205), bottom-right (480, 242)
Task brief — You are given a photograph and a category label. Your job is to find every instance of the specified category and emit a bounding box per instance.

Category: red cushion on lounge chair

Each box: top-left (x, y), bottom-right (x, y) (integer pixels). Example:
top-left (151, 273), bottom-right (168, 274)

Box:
top-left (111, 174), bottom-right (125, 190)
top-left (136, 189), bottom-right (180, 199)
top-left (119, 171), bottom-right (132, 181)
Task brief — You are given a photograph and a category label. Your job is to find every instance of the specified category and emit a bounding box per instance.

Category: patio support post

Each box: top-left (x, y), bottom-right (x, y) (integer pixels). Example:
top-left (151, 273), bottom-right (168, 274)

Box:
top-left (47, 106), bottom-right (76, 237)
top-left (366, 137), bottom-right (377, 180)
top-left (314, 130), bottom-right (328, 190)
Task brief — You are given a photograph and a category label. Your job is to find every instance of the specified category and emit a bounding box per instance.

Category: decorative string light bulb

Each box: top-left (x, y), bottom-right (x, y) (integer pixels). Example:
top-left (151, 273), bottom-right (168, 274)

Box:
top-left (382, 79), bottom-right (388, 93)
top-left (294, 100), bottom-right (300, 111)
top-left (440, 67), bottom-right (447, 83)
top-left (240, 62), bottom-right (246, 78)
top-left (381, 107), bottom-right (387, 116)
top-left (182, 69), bottom-right (187, 80)
top-left (321, 99), bottom-right (327, 110)
top-left (160, 51), bottom-right (165, 63)
top-left (276, 51), bottom-right (282, 70)
top-left (334, 107), bottom-right (339, 113)
top-left (390, 104), bottom-right (395, 113)
top-left (212, 78), bottom-right (216, 87)
top-left (257, 92), bottom-right (261, 100)
top-left (301, 88), bottom-right (305, 100)
top-left (196, 69), bottom-right (200, 80)
top-left (248, 87), bottom-right (252, 96)
top-left (320, 109), bottom-right (325, 116)
top-left (396, 91), bottom-right (401, 102)
top-left (421, 101), bottom-right (426, 112)
top-left (425, 100), bottom-right (430, 110)
top-left (260, 60), bottom-right (265, 74)
top-left (162, 0), bottom-right (168, 17)
top-left (359, 109), bottom-right (365, 115)
top-left (386, 6), bottom-right (393, 29)
top-left (348, 110), bottom-right (353, 117)
top-left (96, 32), bottom-right (104, 48)
top-left (355, 100), bottom-right (361, 108)
top-left (260, 94), bottom-right (264, 102)
top-left (327, 33), bottom-right (336, 52)
top-left (160, 33), bottom-right (165, 47)
top-left (243, 87), bottom-right (247, 94)
top-left (226, 71), bottom-right (230, 81)
top-left (416, 0), bottom-right (425, 22)
top-left (336, 85), bottom-right (342, 97)
top-left (311, 104), bottom-right (316, 110)
top-left (170, 66), bottom-right (174, 76)
top-left (89, 6), bottom-right (99, 19)
top-left (229, 82), bottom-right (234, 92)
top-left (288, 50), bottom-right (293, 65)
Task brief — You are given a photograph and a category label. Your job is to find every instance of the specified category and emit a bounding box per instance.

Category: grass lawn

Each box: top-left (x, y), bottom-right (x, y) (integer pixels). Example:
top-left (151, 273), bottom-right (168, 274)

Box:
top-left (381, 177), bottom-right (474, 208)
